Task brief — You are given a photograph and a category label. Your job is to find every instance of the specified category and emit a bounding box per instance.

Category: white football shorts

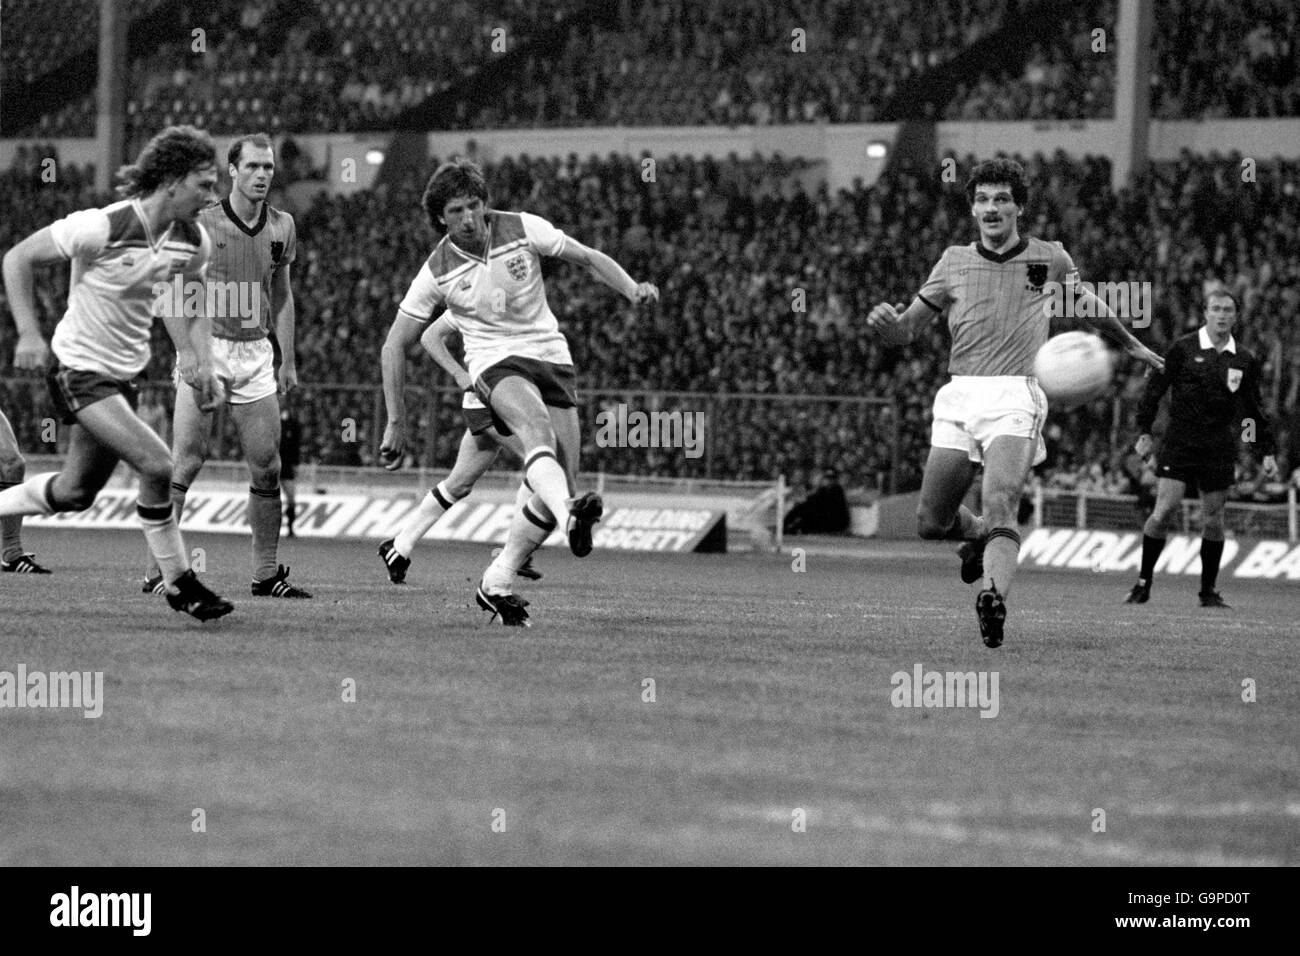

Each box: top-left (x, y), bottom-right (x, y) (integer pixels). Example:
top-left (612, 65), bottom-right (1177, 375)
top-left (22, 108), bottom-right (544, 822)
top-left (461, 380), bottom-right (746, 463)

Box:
top-left (174, 337), bottom-right (277, 405)
top-left (930, 375), bottom-right (1048, 466)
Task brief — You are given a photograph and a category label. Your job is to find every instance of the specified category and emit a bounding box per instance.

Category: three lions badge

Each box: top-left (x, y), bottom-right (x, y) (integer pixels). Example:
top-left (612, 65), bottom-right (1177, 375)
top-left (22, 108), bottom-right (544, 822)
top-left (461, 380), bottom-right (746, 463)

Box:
top-left (506, 254), bottom-right (529, 282)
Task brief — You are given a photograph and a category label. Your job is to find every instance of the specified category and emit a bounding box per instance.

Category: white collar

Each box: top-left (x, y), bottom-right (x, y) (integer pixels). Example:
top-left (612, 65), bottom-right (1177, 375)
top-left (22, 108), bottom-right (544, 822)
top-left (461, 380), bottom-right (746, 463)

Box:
top-left (1198, 325), bottom-right (1236, 354)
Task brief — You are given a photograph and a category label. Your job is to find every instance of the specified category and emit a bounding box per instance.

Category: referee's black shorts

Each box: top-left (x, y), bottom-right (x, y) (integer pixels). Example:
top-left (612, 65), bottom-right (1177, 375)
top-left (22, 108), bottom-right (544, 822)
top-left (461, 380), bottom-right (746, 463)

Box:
top-left (1155, 444), bottom-right (1234, 493)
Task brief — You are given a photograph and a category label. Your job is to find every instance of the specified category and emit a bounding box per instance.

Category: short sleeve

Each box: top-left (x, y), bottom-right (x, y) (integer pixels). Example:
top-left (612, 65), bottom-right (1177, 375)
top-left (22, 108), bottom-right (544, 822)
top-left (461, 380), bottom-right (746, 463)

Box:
top-left (520, 211), bottom-right (568, 258)
top-left (1052, 241), bottom-right (1080, 286)
top-left (280, 216), bottom-right (297, 268)
top-left (182, 223), bottom-right (211, 283)
top-left (397, 261), bottom-right (446, 323)
top-left (917, 248), bottom-right (951, 312)
top-left (49, 207), bottom-right (110, 260)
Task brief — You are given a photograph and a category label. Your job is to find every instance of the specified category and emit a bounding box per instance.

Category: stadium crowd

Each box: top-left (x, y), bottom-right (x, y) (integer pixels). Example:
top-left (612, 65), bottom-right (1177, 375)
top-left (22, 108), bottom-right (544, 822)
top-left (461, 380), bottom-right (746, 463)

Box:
top-left (2, 144), bottom-right (1297, 500)
top-left (8, 0), bottom-right (1300, 140)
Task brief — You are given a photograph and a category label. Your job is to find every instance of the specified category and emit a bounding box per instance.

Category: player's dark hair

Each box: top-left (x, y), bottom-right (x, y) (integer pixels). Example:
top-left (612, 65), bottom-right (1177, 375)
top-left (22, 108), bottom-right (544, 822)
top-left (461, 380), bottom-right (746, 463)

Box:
top-left (966, 158), bottom-right (1029, 207)
top-left (1204, 289), bottom-right (1240, 310)
top-left (422, 159), bottom-right (490, 233)
top-left (227, 132), bottom-right (274, 168)
top-left (114, 125), bottom-right (217, 198)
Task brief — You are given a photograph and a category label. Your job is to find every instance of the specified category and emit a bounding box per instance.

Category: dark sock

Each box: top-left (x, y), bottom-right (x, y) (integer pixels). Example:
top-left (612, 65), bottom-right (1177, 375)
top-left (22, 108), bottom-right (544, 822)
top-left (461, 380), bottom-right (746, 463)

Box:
top-left (1139, 534), bottom-right (1166, 582)
top-left (1200, 538), bottom-right (1225, 593)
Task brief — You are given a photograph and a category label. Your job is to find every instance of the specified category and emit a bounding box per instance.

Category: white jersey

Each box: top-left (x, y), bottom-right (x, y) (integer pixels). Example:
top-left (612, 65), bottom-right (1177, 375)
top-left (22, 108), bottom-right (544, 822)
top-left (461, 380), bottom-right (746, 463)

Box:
top-left (49, 198), bottom-right (209, 380)
top-left (397, 210), bottom-right (573, 381)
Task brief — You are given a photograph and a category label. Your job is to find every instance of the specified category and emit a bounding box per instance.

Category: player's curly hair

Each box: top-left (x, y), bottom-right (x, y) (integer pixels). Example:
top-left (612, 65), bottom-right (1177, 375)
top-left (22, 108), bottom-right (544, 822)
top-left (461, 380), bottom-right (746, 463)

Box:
top-left (965, 158), bottom-right (1029, 207)
top-left (422, 158), bottom-right (490, 233)
top-left (114, 125), bottom-right (217, 198)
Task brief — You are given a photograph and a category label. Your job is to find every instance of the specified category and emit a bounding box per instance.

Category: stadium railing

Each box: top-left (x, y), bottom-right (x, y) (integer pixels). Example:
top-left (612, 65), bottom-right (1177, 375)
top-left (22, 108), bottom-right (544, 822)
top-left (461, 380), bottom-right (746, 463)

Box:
top-left (1033, 486), bottom-right (1299, 543)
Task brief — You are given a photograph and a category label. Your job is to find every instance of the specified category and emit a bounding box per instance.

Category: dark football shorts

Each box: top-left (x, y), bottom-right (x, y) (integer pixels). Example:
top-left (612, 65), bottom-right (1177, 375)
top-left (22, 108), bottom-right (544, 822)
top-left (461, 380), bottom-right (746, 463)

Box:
top-left (1156, 446), bottom-right (1234, 493)
top-left (460, 389), bottom-right (495, 436)
top-left (474, 356), bottom-right (578, 438)
top-left (47, 364), bottom-right (138, 425)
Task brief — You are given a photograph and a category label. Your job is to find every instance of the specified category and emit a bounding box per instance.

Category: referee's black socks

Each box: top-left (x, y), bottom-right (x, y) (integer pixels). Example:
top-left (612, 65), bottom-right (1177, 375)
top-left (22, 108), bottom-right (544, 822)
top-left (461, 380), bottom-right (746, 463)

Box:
top-left (1200, 537), bottom-right (1226, 593)
top-left (1138, 534), bottom-right (1166, 583)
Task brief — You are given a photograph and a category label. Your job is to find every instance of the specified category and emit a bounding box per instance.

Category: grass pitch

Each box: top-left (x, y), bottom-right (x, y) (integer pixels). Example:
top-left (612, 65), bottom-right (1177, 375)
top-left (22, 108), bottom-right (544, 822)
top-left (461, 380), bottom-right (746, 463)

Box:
top-left (1, 527), bottom-right (1296, 865)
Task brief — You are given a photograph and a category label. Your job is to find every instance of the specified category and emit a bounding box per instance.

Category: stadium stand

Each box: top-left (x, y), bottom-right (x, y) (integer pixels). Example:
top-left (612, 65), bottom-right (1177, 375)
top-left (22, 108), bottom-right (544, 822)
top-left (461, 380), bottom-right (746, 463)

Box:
top-left (10, 0), bottom-right (1300, 139)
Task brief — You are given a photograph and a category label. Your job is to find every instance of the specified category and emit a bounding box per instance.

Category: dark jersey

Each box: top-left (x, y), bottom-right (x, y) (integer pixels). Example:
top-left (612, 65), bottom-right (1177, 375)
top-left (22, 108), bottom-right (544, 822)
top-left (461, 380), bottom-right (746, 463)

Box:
top-left (1136, 329), bottom-right (1275, 459)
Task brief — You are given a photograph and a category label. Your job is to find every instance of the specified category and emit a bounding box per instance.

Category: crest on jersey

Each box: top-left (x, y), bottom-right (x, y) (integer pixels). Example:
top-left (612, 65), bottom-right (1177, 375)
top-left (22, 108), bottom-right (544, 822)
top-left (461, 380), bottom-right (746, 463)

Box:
top-left (1025, 262), bottom-right (1049, 290)
top-left (1226, 367), bottom-right (1242, 393)
top-left (506, 254), bottom-right (529, 282)
top-left (271, 241), bottom-right (285, 263)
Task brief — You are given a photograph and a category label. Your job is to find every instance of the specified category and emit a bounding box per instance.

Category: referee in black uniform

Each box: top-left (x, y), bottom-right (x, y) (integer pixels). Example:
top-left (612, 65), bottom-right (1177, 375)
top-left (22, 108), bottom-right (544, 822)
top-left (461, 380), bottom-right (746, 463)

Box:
top-left (1125, 290), bottom-right (1278, 607)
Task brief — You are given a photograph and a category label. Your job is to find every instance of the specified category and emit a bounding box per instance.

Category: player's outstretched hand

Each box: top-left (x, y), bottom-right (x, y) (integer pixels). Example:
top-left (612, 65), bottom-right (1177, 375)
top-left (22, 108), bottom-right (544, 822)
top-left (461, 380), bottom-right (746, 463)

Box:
top-left (1261, 455), bottom-right (1279, 480)
top-left (865, 302), bottom-right (908, 342)
top-left (1126, 341), bottom-right (1165, 374)
top-left (379, 422), bottom-right (404, 471)
top-left (13, 332), bottom-right (50, 371)
top-left (1134, 434), bottom-right (1154, 460)
top-left (630, 282), bottom-right (659, 305)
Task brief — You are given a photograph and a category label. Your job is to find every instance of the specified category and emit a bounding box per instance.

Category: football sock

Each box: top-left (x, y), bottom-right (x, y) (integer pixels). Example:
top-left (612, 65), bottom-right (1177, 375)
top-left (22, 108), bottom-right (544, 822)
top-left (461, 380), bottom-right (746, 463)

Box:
top-left (0, 481), bottom-right (25, 562)
top-left (249, 484), bottom-right (282, 582)
top-left (482, 497), bottom-right (554, 595)
top-left (1200, 536), bottom-right (1225, 593)
top-left (146, 481), bottom-right (190, 580)
top-left (395, 482), bottom-right (462, 557)
top-left (1138, 534), bottom-right (1166, 582)
top-left (523, 446), bottom-right (571, 530)
top-left (0, 473), bottom-right (57, 519)
top-left (982, 526), bottom-right (1021, 597)
top-left (138, 500), bottom-right (188, 586)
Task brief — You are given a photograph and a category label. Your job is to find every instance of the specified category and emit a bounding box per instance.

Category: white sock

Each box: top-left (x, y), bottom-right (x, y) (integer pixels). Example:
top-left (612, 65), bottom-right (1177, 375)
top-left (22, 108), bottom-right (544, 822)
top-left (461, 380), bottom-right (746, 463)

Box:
top-left (0, 473), bottom-right (57, 518)
top-left (523, 447), bottom-right (571, 531)
top-left (482, 497), bottom-right (554, 595)
top-left (138, 501), bottom-right (189, 586)
top-left (513, 480), bottom-right (530, 512)
top-left (394, 482), bottom-right (462, 556)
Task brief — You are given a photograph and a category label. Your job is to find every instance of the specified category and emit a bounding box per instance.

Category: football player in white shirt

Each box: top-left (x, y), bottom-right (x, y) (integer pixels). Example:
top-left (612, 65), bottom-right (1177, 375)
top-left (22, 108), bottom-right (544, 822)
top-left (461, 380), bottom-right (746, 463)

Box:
top-left (375, 314), bottom-right (541, 586)
top-left (0, 126), bottom-right (234, 621)
top-left (379, 159), bottom-right (658, 625)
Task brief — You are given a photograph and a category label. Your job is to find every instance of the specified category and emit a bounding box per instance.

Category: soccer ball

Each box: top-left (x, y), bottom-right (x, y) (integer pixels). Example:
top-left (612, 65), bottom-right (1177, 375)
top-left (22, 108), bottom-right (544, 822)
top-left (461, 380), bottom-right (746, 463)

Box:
top-left (1033, 332), bottom-right (1114, 406)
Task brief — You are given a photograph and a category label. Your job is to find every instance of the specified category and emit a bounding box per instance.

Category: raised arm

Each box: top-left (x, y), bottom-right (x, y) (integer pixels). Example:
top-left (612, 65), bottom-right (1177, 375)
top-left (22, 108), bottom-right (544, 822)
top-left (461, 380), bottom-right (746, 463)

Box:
top-left (554, 238), bottom-right (658, 305)
top-left (1075, 288), bottom-right (1164, 374)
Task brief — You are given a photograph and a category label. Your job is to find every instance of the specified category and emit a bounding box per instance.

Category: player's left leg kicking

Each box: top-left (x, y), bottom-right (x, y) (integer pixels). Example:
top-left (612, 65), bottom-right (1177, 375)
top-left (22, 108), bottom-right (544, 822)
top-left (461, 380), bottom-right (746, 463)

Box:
top-left (378, 426), bottom-right (539, 583)
top-left (0, 407), bottom-right (51, 573)
top-left (475, 369), bottom-right (596, 626)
